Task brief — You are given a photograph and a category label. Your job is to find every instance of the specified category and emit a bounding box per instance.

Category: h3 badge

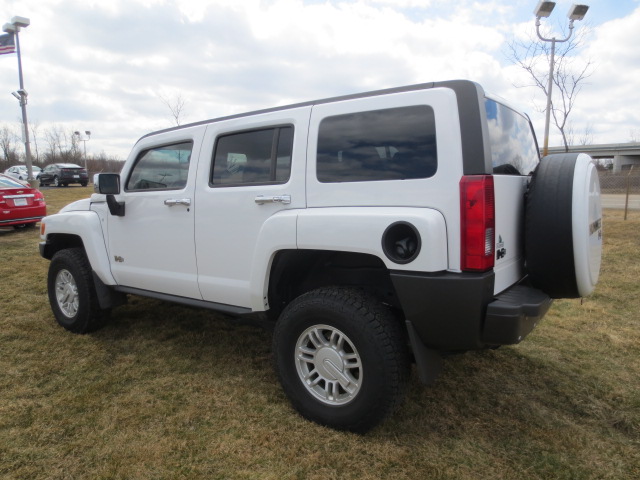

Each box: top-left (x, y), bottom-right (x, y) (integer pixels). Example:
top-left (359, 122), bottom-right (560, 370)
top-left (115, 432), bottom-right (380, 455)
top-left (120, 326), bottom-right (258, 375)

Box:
top-left (496, 235), bottom-right (507, 260)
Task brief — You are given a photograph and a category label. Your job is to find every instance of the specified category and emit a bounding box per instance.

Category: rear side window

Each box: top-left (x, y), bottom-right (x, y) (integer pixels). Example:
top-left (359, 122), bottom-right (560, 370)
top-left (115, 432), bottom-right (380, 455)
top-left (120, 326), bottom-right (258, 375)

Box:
top-left (317, 105), bottom-right (437, 183)
top-left (485, 99), bottom-right (539, 175)
top-left (211, 126), bottom-right (294, 186)
top-left (126, 142), bottom-right (193, 191)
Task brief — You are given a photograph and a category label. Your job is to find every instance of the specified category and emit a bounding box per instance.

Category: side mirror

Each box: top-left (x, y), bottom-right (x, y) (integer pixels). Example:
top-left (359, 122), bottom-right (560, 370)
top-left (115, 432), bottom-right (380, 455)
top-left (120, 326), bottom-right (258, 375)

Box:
top-left (94, 173), bottom-right (125, 217)
top-left (94, 173), bottom-right (121, 194)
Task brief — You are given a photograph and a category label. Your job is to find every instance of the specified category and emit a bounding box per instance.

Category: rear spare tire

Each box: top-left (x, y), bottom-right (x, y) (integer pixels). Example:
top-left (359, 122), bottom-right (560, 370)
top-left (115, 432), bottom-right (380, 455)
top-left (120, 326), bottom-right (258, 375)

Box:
top-left (525, 153), bottom-right (602, 298)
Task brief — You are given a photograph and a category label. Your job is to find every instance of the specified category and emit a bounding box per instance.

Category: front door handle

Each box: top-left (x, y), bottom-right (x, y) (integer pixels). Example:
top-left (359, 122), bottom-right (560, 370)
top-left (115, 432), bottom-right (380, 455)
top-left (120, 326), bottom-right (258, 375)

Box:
top-left (164, 198), bottom-right (191, 207)
top-left (254, 194), bottom-right (291, 205)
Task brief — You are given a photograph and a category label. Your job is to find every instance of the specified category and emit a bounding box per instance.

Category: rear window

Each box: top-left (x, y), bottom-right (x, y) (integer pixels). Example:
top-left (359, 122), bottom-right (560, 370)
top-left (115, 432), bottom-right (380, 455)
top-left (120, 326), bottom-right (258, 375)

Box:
top-left (316, 105), bottom-right (437, 183)
top-left (485, 99), bottom-right (539, 175)
top-left (0, 176), bottom-right (25, 188)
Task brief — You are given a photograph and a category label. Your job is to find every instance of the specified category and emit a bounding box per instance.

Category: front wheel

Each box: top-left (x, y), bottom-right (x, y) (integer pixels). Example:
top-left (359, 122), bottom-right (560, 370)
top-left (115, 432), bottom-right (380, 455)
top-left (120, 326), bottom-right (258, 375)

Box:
top-left (53, 176), bottom-right (60, 187)
top-left (273, 287), bottom-right (409, 433)
top-left (47, 248), bottom-right (109, 333)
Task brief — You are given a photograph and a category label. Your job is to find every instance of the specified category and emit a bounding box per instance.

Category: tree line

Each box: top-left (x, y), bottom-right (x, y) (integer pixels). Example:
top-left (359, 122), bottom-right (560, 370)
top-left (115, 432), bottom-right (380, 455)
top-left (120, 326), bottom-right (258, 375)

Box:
top-left (0, 122), bottom-right (124, 175)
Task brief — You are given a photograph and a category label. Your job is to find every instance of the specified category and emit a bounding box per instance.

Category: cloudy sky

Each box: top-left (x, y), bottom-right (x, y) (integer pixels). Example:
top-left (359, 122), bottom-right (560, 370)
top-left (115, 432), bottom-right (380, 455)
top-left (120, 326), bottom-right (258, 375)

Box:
top-left (1, 0), bottom-right (639, 159)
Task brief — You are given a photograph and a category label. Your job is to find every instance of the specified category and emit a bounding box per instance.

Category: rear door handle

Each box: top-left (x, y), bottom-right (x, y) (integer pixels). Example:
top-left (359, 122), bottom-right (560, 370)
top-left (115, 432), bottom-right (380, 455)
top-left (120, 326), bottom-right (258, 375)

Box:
top-left (254, 195), bottom-right (291, 205)
top-left (164, 198), bottom-right (191, 207)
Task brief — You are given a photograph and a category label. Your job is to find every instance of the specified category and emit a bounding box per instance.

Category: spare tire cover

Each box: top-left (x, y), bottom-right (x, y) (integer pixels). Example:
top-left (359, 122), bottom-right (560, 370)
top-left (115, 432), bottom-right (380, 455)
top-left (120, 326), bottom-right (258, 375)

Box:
top-left (525, 153), bottom-right (602, 298)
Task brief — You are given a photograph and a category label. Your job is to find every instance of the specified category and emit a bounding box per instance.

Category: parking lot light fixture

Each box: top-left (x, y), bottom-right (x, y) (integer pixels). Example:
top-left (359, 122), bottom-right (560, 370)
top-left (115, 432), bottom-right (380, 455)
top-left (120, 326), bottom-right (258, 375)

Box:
top-left (73, 130), bottom-right (91, 172)
top-left (533, 1), bottom-right (556, 18)
top-left (568, 4), bottom-right (589, 21)
top-left (534, 3), bottom-right (589, 157)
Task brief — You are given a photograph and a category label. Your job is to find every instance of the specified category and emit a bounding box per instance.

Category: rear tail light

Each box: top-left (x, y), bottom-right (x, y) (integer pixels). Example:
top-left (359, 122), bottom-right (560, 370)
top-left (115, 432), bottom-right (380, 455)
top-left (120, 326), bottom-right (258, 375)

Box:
top-left (460, 175), bottom-right (495, 272)
top-left (34, 191), bottom-right (45, 203)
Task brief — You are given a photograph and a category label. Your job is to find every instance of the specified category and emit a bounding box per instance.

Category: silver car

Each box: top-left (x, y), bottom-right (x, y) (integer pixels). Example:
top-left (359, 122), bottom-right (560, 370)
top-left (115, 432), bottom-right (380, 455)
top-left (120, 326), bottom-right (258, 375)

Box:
top-left (3, 165), bottom-right (42, 181)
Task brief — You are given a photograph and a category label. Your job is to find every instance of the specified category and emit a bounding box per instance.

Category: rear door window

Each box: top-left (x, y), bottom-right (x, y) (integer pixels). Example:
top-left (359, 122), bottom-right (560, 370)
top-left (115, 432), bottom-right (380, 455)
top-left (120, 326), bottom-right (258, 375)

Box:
top-left (211, 126), bottom-right (294, 186)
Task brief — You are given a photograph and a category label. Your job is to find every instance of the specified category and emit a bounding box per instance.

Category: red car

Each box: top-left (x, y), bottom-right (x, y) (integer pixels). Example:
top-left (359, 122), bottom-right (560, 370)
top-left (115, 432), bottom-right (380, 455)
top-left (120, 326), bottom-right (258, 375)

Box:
top-left (0, 174), bottom-right (47, 229)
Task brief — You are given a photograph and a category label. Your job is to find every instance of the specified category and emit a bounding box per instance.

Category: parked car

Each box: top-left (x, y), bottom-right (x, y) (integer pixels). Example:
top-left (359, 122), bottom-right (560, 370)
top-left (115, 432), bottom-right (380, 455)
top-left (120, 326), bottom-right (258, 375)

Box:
top-left (4, 165), bottom-right (42, 181)
top-left (39, 163), bottom-right (89, 187)
top-left (0, 173), bottom-right (47, 228)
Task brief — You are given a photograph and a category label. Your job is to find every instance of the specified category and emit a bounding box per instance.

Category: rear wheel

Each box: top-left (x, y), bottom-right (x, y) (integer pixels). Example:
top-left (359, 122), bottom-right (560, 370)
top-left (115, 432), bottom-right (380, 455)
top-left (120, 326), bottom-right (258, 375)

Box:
top-left (47, 248), bottom-right (109, 333)
top-left (53, 176), bottom-right (60, 187)
top-left (273, 287), bottom-right (409, 433)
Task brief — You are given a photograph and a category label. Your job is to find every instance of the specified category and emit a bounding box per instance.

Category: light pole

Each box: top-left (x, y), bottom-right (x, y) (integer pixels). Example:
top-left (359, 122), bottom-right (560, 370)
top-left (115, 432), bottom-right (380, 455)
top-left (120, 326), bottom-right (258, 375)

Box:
top-left (73, 130), bottom-right (91, 172)
top-left (534, 2), bottom-right (589, 157)
top-left (3, 16), bottom-right (36, 187)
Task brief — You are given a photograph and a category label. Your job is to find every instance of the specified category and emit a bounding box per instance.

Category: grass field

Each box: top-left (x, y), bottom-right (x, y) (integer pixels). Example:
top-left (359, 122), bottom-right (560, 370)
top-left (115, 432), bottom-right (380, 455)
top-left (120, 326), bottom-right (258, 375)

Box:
top-left (1, 186), bottom-right (638, 479)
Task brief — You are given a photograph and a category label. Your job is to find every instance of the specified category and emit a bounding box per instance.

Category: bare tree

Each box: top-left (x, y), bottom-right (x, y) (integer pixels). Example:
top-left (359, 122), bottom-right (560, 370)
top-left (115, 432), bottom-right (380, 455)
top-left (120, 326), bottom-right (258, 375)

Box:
top-left (0, 124), bottom-right (20, 165)
top-left (158, 92), bottom-right (187, 126)
top-left (507, 25), bottom-right (594, 151)
top-left (44, 124), bottom-right (65, 162)
top-left (0, 121), bottom-right (126, 171)
top-left (29, 121), bottom-right (41, 164)
top-left (566, 122), bottom-right (594, 146)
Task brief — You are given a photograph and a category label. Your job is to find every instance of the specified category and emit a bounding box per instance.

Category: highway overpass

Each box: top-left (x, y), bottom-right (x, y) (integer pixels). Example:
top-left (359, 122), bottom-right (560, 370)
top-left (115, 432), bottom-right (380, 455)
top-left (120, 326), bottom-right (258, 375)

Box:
top-left (546, 143), bottom-right (640, 173)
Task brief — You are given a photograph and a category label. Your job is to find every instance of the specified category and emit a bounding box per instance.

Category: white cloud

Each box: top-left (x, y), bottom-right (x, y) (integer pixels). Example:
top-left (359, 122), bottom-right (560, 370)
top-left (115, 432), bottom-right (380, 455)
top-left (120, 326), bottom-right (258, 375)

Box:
top-left (0, 0), bottom-right (638, 159)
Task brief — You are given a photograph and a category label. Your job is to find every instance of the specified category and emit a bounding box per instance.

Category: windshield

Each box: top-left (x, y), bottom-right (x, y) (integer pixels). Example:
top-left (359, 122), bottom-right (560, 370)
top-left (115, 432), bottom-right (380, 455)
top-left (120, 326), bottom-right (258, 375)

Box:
top-left (485, 98), bottom-right (539, 175)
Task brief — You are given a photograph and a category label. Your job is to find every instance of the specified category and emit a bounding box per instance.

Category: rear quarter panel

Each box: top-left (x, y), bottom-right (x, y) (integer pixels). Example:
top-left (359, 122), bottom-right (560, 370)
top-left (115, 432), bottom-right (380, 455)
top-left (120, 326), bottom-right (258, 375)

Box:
top-left (296, 207), bottom-right (448, 272)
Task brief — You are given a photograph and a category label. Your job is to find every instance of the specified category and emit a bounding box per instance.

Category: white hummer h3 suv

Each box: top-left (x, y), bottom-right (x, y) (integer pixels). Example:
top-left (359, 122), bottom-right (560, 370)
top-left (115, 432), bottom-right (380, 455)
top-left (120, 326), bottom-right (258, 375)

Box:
top-left (39, 80), bottom-right (603, 432)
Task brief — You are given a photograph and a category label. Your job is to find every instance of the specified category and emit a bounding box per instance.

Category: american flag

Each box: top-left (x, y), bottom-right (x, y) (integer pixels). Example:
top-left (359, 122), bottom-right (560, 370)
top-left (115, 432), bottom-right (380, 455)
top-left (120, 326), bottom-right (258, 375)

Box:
top-left (0, 33), bottom-right (15, 55)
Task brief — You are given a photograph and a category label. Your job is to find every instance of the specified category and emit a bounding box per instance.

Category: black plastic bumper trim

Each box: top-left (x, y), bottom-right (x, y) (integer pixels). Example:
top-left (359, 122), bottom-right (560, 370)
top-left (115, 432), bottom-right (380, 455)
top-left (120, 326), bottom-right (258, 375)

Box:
top-left (390, 270), bottom-right (495, 351)
top-left (482, 285), bottom-right (552, 345)
top-left (391, 270), bottom-right (552, 351)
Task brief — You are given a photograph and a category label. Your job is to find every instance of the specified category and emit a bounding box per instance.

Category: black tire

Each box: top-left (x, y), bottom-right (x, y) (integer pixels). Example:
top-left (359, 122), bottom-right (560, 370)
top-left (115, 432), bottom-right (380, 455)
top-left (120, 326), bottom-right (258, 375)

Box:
top-left (53, 176), bottom-right (60, 187)
top-left (13, 223), bottom-right (36, 230)
top-left (525, 153), bottom-right (602, 298)
top-left (81, 182), bottom-right (88, 187)
top-left (273, 287), bottom-right (409, 433)
top-left (47, 248), bottom-right (109, 333)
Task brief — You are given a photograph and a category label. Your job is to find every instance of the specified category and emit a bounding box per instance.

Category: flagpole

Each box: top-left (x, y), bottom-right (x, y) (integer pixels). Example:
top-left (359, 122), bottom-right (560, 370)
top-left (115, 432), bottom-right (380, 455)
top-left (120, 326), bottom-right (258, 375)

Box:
top-left (14, 31), bottom-right (35, 186)
top-left (3, 16), bottom-right (36, 187)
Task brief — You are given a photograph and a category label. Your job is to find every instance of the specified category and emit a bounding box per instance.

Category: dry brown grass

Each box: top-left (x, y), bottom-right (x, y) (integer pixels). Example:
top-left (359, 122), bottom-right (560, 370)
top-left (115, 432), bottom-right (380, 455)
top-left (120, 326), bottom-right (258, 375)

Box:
top-left (1, 187), bottom-right (638, 479)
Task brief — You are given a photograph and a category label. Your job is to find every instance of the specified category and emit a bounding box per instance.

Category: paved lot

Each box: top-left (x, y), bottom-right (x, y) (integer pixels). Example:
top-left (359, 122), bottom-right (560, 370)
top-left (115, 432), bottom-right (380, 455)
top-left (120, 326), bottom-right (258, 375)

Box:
top-left (601, 194), bottom-right (640, 210)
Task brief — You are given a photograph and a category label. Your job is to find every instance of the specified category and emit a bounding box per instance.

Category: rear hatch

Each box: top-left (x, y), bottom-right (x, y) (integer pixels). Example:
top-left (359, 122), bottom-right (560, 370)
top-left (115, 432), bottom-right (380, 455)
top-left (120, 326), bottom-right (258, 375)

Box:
top-left (0, 183), bottom-right (45, 223)
top-left (484, 97), bottom-right (540, 294)
top-left (1, 188), bottom-right (38, 208)
top-left (61, 167), bottom-right (87, 179)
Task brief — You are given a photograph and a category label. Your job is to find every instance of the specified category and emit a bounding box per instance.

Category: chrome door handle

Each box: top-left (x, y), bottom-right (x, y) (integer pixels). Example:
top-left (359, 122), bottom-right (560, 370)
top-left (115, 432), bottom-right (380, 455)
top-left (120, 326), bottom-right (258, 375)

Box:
top-left (164, 198), bottom-right (191, 207)
top-left (254, 195), bottom-right (291, 205)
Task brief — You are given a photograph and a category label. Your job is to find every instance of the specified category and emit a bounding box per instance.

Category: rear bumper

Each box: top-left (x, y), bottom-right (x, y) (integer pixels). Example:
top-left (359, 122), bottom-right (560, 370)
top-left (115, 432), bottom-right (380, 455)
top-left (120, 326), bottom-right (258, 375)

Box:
top-left (482, 285), bottom-right (552, 345)
top-left (61, 175), bottom-right (88, 183)
top-left (0, 209), bottom-right (45, 227)
top-left (390, 271), bottom-right (552, 351)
